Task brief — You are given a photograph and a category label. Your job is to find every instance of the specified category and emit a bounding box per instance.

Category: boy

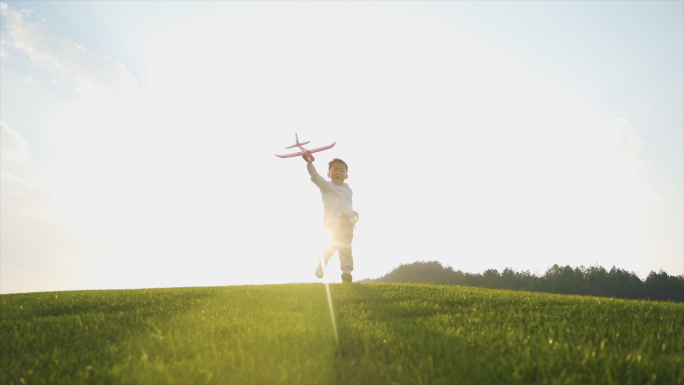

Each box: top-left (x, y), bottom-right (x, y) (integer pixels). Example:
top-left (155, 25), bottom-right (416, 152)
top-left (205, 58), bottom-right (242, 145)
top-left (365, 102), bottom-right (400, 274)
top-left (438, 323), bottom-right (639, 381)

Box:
top-left (304, 156), bottom-right (359, 283)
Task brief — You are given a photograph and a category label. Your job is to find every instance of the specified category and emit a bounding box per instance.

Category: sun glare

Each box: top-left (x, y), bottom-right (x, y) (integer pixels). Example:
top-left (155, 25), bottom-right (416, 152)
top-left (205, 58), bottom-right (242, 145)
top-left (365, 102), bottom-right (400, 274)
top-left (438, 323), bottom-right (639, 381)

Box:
top-left (2, 0), bottom-right (679, 295)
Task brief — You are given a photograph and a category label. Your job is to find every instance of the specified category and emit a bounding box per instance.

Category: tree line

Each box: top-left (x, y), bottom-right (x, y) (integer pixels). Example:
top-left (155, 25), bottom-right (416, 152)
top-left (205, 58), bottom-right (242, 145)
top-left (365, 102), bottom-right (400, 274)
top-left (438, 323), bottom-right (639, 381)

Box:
top-left (367, 261), bottom-right (684, 302)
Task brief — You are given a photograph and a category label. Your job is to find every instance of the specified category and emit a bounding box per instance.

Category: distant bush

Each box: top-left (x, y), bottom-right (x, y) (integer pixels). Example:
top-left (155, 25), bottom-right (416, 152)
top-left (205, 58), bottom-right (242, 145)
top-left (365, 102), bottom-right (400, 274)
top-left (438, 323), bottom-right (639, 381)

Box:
top-left (370, 261), bottom-right (684, 302)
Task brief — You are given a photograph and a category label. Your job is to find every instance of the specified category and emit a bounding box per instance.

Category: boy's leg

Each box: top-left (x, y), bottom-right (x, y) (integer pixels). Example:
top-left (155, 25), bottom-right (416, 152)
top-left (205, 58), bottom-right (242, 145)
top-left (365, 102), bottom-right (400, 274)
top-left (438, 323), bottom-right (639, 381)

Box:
top-left (316, 223), bottom-right (338, 278)
top-left (316, 246), bottom-right (336, 278)
top-left (335, 220), bottom-right (354, 273)
top-left (322, 222), bottom-right (339, 266)
top-left (322, 244), bottom-right (336, 266)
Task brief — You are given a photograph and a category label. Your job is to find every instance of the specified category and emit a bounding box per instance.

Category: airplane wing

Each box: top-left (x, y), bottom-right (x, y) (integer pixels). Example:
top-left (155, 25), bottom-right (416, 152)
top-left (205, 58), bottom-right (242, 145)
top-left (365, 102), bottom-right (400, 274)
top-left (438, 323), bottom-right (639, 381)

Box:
top-left (275, 142), bottom-right (335, 158)
top-left (275, 150), bottom-right (307, 158)
top-left (307, 142), bottom-right (336, 153)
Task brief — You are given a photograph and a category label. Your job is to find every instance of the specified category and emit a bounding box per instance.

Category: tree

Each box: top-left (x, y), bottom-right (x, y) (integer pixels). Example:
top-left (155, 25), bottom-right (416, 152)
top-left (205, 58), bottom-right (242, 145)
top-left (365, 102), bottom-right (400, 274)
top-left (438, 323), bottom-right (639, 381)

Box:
top-left (370, 261), bottom-right (682, 302)
top-left (544, 265), bottom-right (585, 295)
top-left (607, 267), bottom-right (644, 299)
top-left (645, 270), bottom-right (684, 301)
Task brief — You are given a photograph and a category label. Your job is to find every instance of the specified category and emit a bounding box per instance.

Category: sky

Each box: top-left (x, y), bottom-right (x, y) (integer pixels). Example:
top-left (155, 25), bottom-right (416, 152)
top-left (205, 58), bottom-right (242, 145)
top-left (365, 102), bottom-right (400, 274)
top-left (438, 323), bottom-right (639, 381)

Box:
top-left (1, 1), bottom-right (682, 294)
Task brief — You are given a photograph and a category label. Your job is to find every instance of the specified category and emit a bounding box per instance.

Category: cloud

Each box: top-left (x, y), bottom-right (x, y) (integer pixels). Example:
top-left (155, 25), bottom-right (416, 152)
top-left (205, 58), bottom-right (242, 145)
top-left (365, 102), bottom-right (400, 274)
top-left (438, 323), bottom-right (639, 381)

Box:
top-left (0, 171), bottom-right (104, 293)
top-left (0, 171), bottom-right (51, 212)
top-left (0, 38), bottom-right (7, 58)
top-left (612, 118), bottom-right (644, 169)
top-left (0, 120), bottom-right (30, 161)
top-left (606, 117), bottom-right (662, 202)
top-left (25, 72), bottom-right (37, 85)
top-left (0, 2), bottom-right (138, 98)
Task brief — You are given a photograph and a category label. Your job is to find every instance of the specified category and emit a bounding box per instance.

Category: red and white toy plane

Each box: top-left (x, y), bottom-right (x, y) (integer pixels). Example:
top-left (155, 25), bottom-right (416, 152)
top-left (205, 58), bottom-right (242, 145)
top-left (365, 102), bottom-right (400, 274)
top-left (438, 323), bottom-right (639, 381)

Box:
top-left (275, 132), bottom-right (336, 162)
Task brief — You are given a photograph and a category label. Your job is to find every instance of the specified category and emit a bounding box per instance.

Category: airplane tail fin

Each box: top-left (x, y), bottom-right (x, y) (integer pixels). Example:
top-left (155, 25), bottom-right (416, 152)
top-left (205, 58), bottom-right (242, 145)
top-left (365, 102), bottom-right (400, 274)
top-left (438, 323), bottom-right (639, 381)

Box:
top-left (285, 132), bottom-right (309, 148)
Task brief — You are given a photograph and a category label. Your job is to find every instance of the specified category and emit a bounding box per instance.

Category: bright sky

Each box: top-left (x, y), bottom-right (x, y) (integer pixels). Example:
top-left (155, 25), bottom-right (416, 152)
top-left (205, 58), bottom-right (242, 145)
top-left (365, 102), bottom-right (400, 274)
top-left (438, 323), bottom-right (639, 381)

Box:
top-left (1, 1), bottom-right (682, 294)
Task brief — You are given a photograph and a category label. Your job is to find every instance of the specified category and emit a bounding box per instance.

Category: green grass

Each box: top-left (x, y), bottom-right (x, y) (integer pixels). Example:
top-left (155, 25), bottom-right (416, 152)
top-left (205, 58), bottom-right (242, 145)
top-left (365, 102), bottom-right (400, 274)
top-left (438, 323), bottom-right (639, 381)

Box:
top-left (2, 283), bottom-right (683, 384)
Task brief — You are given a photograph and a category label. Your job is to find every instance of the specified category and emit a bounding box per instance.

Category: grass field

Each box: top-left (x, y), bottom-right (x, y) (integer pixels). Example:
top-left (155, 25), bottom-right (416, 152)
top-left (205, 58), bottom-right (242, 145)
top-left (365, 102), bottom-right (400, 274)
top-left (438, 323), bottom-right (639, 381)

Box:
top-left (2, 283), bottom-right (683, 384)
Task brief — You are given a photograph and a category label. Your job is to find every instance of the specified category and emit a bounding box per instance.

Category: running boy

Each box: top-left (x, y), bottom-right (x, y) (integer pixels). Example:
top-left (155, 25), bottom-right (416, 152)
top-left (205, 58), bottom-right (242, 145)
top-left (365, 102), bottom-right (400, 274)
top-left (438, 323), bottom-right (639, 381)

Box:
top-left (304, 156), bottom-right (359, 282)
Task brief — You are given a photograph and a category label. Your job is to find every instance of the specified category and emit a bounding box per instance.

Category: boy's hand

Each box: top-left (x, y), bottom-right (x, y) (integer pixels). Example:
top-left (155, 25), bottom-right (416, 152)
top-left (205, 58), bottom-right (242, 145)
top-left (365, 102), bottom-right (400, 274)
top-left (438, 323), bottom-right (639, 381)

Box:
top-left (302, 154), bottom-right (312, 163)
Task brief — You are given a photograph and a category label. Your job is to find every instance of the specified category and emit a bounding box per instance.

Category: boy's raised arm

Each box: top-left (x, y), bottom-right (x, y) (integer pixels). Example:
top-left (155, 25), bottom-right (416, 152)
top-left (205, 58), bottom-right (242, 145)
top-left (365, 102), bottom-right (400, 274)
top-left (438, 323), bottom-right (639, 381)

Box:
top-left (306, 158), bottom-right (329, 191)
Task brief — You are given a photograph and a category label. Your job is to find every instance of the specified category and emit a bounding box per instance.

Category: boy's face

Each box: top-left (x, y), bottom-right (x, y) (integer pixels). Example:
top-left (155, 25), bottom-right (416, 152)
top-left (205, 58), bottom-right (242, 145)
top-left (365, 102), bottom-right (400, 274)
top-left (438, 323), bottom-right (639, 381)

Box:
top-left (328, 162), bottom-right (348, 185)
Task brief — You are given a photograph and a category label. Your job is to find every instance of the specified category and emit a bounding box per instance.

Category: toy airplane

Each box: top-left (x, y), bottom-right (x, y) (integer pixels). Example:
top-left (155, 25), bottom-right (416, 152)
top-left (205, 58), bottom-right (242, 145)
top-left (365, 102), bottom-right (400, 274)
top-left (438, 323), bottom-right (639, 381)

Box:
top-left (275, 132), bottom-right (335, 161)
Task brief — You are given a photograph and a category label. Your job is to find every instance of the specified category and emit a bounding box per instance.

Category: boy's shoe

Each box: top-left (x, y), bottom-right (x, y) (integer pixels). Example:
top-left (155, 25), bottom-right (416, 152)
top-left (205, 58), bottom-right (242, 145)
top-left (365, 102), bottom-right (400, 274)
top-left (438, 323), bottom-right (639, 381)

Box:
top-left (315, 263), bottom-right (324, 278)
top-left (341, 272), bottom-right (352, 283)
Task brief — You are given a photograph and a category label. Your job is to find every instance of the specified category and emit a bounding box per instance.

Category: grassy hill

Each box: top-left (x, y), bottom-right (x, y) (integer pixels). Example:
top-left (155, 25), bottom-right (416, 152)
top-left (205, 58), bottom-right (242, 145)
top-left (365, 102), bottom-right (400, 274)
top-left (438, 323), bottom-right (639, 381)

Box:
top-left (2, 283), bottom-right (683, 384)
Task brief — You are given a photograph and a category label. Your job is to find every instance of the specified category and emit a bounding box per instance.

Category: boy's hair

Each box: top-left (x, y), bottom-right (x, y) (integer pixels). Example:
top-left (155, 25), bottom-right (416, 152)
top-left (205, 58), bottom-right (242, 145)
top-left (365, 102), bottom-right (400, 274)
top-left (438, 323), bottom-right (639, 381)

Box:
top-left (328, 158), bottom-right (348, 172)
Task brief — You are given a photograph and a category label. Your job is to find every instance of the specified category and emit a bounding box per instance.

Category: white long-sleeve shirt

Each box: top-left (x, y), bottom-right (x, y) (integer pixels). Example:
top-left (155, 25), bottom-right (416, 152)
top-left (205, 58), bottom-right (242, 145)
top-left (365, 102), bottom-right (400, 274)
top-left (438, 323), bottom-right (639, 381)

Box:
top-left (307, 162), bottom-right (359, 225)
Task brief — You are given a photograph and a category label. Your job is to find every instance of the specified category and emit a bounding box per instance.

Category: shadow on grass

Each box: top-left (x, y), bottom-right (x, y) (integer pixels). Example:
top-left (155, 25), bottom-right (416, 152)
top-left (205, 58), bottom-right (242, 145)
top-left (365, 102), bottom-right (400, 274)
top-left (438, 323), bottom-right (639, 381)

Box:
top-left (1, 287), bottom-right (213, 384)
top-left (329, 283), bottom-right (551, 384)
top-left (329, 283), bottom-right (684, 385)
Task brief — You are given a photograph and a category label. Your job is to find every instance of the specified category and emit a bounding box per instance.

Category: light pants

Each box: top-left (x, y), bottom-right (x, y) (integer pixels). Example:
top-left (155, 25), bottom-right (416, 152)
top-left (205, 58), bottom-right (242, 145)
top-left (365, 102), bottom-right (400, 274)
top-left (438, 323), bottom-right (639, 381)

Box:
top-left (321, 217), bottom-right (354, 273)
